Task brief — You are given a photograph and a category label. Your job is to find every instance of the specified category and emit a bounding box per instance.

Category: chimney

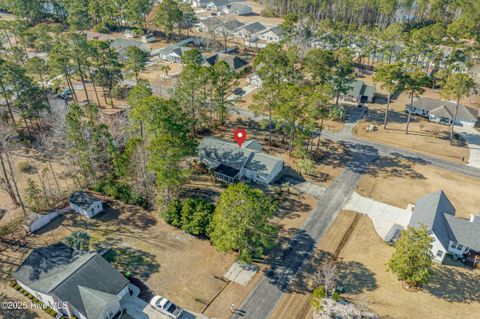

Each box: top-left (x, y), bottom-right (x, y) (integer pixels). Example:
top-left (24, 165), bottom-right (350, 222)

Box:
top-left (469, 214), bottom-right (480, 223)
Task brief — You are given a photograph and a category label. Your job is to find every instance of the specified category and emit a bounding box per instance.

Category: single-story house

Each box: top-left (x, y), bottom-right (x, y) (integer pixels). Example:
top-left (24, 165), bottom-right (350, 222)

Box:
top-left (158, 44), bottom-right (192, 63)
top-left (206, 0), bottom-right (229, 11)
top-left (13, 242), bottom-right (131, 319)
top-left (195, 16), bottom-right (224, 33)
top-left (406, 97), bottom-right (478, 127)
top-left (258, 26), bottom-right (284, 43)
top-left (408, 191), bottom-right (480, 264)
top-left (69, 191), bottom-right (103, 218)
top-left (340, 80), bottom-right (375, 103)
top-left (247, 72), bottom-right (262, 87)
top-left (141, 34), bottom-right (156, 43)
top-left (222, 3), bottom-right (253, 15)
top-left (234, 22), bottom-right (267, 40)
top-left (214, 19), bottom-right (245, 36)
top-left (198, 137), bottom-right (284, 184)
top-left (111, 39), bottom-right (150, 61)
top-left (203, 53), bottom-right (248, 73)
top-left (185, 0), bottom-right (209, 8)
top-left (24, 211), bottom-right (59, 234)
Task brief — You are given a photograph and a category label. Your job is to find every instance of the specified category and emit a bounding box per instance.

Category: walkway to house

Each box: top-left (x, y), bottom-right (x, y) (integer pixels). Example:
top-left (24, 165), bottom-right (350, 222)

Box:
top-left (343, 192), bottom-right (413, 240)
top-left (456, 126), bottom-right (480, 169)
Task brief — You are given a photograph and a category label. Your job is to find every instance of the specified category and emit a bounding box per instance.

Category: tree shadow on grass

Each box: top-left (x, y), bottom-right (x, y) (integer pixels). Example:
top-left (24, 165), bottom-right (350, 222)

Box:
top-left (0, 293), bottom-right (41, 319)
top-left (423, 265), bottom-right (480, 303)
top-left (337, 259), bottom-right (378, 294)
top-left (103, 247), bottom-right (160, 281)
top-left (96, 202), bottom-right (157, 231)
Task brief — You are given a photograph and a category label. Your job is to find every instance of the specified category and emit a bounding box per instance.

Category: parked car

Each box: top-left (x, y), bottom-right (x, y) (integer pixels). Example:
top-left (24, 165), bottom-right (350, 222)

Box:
top-left (150, 296), bottom-right (184, 318)
top-left (59, 88), bottom-right (72, 100)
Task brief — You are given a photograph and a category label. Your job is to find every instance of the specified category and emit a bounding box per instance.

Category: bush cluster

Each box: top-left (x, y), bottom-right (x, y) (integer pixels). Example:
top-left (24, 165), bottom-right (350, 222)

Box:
top-left (93, 179), bottom-right (147, 208)
top-left (162, 198), bottom-right (215, 238)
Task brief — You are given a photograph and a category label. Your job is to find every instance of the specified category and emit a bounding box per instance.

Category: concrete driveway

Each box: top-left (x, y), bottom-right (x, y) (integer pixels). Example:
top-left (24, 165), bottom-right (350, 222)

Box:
top-left (343, 192), bottom-right (413, 240)
top-left (121, 295), bottom-right (205, 319)
top-left (456, 126), bottom-right (480, 169)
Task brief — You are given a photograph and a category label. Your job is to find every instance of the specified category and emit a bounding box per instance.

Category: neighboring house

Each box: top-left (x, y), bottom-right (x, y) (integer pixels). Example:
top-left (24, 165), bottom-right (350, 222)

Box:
top-left (13, 243), bottom-right (131, 319)
top-left (24, 211), bottom-right (59, 234)
top-left (195, 16), bottom-right (223, 32)
top-left (206, 0), bottom-right (229, 11)
top-left (203, 53), bottom-right (248, 73)
top-left (198, 137), bottom-right (284, 184)
top-left (406, 97), bottom-right (479, 127)
top-left (408, 191), bottom-right (480, 264)
top-left (158, 44), bottom-right (192, 63)
top-left (69, 191), bottom-right (103, 218)
top-left (214, 19), bottom-right (244, 36)
top-left (184, 0), bottom-right (209, 7)
top-left (258, 26), bottom-right (284, 43)
top-left (340, 80), bottom-right (375, 103)
top-left (123, 29), bottom-right (137, 38)
top-left (247, 72), bottom-right (262, 87)
top-left (141, 34), bottom-right (156, 43)
top-left (234, 22), bottom-right (267, 40)
top-left (111, 39), bottom-right (149, 61)
top-left (223, 3), bottom-right (252, 15)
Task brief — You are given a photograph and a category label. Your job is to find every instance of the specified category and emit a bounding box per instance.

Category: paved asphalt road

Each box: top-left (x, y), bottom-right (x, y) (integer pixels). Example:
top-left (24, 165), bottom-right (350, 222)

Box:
top-left (231, 147), bottom-right (377, 319)
top-left (231, 106), bottom-right (480, 178)
top-left (229, 105), bottom-right (480, 319)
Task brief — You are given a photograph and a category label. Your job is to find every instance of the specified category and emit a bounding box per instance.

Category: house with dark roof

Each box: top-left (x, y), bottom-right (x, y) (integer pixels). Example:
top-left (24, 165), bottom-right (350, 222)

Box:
top-left (13, 243), bottom-right (131, 319)
top-left (69, 191), bottom-right (103, 218)
top-left (214, 19), bottom-right (245, 36)
top-left (406, 97), bottom-right (479, 127)
top-left (340, 80), bottom-right (376, 103)
top-left (198, 137), bottom-right (284, 184)
top-left (202, 53), bottom-right (248, 73)
top-left (408, 191), bottom-right (480, 263)
top-left (234, 22), bottom-right (267, 40)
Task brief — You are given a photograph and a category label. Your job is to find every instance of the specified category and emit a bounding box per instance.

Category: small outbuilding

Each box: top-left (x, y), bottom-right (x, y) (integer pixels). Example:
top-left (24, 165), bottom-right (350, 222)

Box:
top-left (69, 191), bottom-right (103, 218)
top-left (24, 211), bottom-right (59, 234)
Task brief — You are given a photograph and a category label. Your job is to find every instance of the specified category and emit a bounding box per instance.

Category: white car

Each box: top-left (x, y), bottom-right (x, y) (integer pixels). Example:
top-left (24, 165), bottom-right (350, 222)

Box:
top-left (150, 296), bottom-right (184, 318)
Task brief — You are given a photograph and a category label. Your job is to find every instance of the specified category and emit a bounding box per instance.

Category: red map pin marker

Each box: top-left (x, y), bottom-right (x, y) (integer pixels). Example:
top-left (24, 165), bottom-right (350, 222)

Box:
top-left (234, 129), bottom-right (247, 147)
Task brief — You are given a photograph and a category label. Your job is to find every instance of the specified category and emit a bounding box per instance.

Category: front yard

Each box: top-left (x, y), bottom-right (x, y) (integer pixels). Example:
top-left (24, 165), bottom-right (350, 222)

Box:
top-left (338, 214), bottom-right (480, 319)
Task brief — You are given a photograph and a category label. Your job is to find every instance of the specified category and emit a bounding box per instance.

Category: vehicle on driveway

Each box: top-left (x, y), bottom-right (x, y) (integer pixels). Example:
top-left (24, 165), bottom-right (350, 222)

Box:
top-left (150, 296), bottom-right (184, 318)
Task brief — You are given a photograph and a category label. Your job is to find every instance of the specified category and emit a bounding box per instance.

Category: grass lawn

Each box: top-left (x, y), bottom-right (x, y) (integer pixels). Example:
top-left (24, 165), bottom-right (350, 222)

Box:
top-left (357, 157), bottom-right (480, 219)
top-left (354, 74), bottom-right (471, 164)
top-left (338, 214), bottom-right (480, 319)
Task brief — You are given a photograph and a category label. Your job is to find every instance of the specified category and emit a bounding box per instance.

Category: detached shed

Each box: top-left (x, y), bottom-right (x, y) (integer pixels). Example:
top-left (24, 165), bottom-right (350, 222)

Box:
top-left (24, 211), bottom-right (59, 234)
top-left (69, 191), bottom-right (103, 218)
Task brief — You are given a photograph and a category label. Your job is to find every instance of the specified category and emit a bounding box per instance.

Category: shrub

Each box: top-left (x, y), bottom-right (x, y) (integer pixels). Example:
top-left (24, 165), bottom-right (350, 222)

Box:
top-left (161, 198), bottom-right (182, 227)
top-left (181, 198), bottom-right (215, 237)
top-left (93, 179), bottom-right (147, 208)
top-left (329, 105), bottom-right (346, 121)
top-left (18, 161), bottom-right (37, 174)
top-left (310, 286), bottom-right (326, 311)
top-left (332, 291), bottom-right (341, 302)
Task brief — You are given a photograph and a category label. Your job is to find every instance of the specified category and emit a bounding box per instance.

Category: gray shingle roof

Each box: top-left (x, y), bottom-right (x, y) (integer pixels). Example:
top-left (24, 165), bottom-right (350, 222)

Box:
top-left (346, 80), bottom-right (364, 98)
top-left (409, 191), bottom-right (455, 249)
top-left (411, 97), bottom-right (478, 122)
top-left (409, 191), bottom-right (480, 251)
top-left (221, 19), bottom-right (244, 31)
top-left (242, 22), bottom-right (267, 35)
top-left (69, 191), bottom-right (101, 211)
top-left (229, 3), bottom-right (251, 11)
top-left (266, 26), bottom-right (283, 37)
top-left (14, 243), bottom-right (129, 318)
top-left (199, 17), bottom-right (223, 31)
top-left (198, 137), bottom-right (282, 176)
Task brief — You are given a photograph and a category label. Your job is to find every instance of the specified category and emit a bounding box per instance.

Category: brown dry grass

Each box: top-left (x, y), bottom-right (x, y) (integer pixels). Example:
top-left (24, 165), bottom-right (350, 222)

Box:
top-left (358, 159), bottom-right (480, 219)
top-left (355, 74), bottom-right (471, 163)
top-left (338, 215), bottom-right (480, 319)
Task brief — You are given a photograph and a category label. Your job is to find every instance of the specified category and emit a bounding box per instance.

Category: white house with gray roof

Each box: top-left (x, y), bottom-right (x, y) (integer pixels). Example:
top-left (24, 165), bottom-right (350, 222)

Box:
top-left (408, 191), bottom-right (480, 263)
top-left (234, 22), bottom-right (267, 40)
top-left (258, 26), bottom-right (284, 43)
top-left (13, 243), bottom-right (131, 319)
top-left (69, 191), bottom-right (103, 218)
top-left (407, 97), bottom-right (479, 127)
top-left (198, 137), bottom-right (284, 184)
top-left (222, 3), bottom-right (253, 15)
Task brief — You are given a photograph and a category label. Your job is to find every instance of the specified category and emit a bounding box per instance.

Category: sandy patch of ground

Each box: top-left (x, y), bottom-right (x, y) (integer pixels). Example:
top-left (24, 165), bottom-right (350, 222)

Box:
top-left (338, 215), bottom-right (480, 319)
top-left (357, 159), bottom-right (480, 219)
